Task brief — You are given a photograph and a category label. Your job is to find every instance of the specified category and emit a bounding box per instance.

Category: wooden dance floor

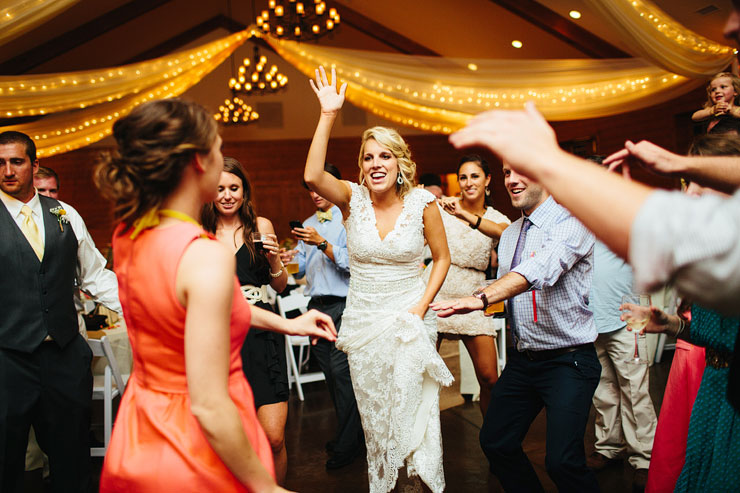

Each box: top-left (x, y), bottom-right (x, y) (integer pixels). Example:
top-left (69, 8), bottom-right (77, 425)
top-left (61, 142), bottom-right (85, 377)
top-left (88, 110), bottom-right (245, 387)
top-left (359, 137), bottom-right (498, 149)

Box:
top-left (24, 342), bottom-right (671, 493)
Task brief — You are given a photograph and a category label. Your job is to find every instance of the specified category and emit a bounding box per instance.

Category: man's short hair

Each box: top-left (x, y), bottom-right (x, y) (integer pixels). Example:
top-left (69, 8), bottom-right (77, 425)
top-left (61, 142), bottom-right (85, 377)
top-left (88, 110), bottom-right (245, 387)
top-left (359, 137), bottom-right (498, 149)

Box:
top-left (303, 162), bottom-right (342, 189)
top-left (35, 166), bottom-right (59, 187)
top-left (419, 173), bottom-right (442, 188)
top-left (0, 131), bottom-right (36, 162)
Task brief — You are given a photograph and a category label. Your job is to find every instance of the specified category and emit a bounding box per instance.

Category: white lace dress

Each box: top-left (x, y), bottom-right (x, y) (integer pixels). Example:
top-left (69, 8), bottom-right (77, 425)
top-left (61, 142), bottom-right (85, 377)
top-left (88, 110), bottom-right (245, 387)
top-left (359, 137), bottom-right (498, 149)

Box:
top-left (338, 183), bottom-right (454, 493)
top-left (423, 206), bottom-right (511, 336)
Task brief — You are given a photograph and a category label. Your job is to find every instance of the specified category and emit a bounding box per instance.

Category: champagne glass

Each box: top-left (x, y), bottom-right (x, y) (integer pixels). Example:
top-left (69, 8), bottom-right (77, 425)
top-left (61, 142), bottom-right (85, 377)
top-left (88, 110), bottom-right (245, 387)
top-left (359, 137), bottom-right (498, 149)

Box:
top-left (621, 294), bottom-right (651, 364)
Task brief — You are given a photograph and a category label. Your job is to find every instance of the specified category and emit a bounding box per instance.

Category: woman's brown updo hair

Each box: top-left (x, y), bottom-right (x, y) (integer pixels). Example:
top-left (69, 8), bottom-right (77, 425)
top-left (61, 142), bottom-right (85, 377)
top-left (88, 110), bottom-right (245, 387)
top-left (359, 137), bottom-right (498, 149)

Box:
top-left (201, 157), bottom-right (260, 260)
top-left (95, 98), bottom-right (218, 230)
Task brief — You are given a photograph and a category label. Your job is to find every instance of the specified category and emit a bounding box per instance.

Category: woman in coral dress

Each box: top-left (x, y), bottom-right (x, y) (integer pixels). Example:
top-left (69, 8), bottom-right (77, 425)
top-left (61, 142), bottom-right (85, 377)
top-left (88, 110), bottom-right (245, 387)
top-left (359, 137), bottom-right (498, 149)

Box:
top-left (95, 99), bottom-right (335, 492)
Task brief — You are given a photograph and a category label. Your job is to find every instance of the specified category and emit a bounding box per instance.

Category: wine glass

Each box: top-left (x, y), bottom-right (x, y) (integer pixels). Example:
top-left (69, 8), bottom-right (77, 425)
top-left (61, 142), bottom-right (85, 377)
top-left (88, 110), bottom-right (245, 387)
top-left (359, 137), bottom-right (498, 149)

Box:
top-left (621, 294), bottom-right (651, 364)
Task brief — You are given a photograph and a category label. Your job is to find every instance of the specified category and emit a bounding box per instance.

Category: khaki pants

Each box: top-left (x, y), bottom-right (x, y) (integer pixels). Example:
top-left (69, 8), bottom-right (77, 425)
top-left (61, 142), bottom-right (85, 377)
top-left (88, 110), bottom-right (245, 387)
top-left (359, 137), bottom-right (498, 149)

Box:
top-left (593, 328), bottom-right (657, 469)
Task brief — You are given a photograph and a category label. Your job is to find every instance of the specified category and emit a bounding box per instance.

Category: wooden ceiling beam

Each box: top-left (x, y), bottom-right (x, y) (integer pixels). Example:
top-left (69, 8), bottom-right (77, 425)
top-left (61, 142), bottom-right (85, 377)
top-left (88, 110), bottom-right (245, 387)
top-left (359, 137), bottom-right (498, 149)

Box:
top-left (0, 0), bottom-right (174, 75)
top-left (334, 1), bottom-right (441, 56)
top-left (490, 0), bottom-right (630, 59)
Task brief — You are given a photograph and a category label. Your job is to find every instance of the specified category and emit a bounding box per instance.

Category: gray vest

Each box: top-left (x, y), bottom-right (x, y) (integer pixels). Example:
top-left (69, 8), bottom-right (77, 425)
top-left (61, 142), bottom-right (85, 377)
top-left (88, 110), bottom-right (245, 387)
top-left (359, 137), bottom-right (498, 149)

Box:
top-left (0, 195), bottom-right (79, 352)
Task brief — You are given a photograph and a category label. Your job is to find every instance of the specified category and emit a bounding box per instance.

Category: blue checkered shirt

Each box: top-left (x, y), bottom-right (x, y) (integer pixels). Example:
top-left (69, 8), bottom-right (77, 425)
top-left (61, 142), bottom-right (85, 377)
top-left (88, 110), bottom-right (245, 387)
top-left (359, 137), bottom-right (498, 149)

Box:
top-left (497, 196), bottom-right (597, 350)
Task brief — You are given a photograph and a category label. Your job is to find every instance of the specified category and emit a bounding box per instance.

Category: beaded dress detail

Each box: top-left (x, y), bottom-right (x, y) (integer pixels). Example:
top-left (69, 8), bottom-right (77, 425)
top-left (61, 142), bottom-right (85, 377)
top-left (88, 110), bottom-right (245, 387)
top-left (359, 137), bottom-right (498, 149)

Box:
top-left (338, 182), bottom-right (453, 493)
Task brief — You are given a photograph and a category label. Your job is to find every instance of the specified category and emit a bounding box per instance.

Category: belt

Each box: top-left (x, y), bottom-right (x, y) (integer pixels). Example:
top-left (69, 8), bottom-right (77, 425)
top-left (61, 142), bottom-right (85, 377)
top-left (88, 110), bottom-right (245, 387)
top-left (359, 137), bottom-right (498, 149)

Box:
top-left (518, 343), bottom-right (593, 362)
top-left (705, 347), bottom-right (733, 369)
top-left (240, 285), bottom-right (268, 305)
top-left (310, 295), bottom-right (346, 306)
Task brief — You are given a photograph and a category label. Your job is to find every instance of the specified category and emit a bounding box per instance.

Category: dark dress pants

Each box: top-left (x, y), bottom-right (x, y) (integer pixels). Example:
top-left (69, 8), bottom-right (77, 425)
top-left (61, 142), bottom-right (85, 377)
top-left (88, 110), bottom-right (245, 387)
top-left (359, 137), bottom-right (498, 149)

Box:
top-left (308, 297), bottom-right (363, 455)
top-left (480, 344), bottom-right (601, 493)
top-left (0, 334), bottom-right (93, 493)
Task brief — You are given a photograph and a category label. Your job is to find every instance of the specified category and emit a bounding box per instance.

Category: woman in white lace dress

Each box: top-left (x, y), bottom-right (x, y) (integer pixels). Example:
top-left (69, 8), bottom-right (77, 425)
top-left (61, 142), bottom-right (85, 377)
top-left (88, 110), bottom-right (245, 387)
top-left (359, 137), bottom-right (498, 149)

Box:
top-left (304, 66), bottom-right (452, 493)
top-left (424, 155), bottom-right (511, 416)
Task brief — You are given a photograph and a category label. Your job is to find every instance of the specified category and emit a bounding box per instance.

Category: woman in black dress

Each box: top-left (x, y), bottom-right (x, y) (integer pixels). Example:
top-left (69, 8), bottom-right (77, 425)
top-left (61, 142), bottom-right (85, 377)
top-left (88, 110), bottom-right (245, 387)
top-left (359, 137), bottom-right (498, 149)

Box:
top-left (201, 157), bottom-right (290, 484)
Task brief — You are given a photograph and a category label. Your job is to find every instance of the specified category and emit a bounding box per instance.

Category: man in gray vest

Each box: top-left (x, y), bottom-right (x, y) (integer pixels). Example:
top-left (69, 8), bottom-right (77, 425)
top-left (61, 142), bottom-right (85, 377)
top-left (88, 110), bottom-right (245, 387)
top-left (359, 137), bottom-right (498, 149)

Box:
top-left (0, 131), bottom-right (121, 493)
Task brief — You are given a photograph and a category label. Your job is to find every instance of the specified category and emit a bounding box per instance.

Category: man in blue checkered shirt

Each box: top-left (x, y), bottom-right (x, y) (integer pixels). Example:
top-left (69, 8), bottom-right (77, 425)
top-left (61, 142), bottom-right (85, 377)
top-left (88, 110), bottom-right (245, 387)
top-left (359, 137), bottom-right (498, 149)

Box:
top-left (432, 162), bottom-right (600, 492)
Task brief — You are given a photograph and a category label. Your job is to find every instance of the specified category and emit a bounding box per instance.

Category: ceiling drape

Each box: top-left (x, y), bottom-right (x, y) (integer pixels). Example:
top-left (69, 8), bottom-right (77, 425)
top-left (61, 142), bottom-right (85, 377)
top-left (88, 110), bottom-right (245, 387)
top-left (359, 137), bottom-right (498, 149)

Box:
top-left (0, 0), bottom-right (80, 47)
top-left (582, 0), bottom-right (736, 78)
top-left (1, 30), bottom-right (249, 156)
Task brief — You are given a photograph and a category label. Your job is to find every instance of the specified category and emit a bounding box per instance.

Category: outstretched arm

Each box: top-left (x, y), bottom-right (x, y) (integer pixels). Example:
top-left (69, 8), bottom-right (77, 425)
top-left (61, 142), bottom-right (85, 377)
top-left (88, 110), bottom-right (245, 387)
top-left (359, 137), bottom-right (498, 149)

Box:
top-left (449, 103), bottom-right (650, 260)
top-left (305, 66), bottom-right (351, 216)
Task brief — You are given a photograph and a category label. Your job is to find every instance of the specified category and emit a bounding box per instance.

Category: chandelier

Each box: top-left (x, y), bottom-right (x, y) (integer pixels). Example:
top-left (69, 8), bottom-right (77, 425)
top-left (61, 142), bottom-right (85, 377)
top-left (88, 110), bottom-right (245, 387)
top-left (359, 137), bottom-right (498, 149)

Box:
top-left (256, 0), bottom-right (340, 40)
top-left (228, 46), bottom-right (288, 94)
top-left (215, 95), bottom-right (259, 125)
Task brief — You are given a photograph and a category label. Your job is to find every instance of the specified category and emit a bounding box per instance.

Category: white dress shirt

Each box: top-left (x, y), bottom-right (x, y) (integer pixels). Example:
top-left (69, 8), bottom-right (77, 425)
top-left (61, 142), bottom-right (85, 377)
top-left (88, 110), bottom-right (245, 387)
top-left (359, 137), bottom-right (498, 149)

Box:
top-left (0, 189), bottom-right (122, 313)
top-left (630, 189), bottom-right (740, 315)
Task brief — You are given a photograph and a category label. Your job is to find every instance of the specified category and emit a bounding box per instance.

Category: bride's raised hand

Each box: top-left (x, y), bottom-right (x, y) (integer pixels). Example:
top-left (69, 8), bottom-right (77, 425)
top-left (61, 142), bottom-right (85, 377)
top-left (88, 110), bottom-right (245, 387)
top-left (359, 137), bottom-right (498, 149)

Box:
top-left (309, 66), bottom-right (347, 116)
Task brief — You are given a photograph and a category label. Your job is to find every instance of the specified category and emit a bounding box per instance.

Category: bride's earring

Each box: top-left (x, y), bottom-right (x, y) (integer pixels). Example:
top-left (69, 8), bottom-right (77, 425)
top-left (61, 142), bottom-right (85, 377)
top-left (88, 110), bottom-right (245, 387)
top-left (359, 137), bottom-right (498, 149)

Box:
top-left (397, 173), bottom-right (403, 185)
top-left (361, 174), bottom-right (366, 185)
top-left (485, 187), bottom-right (491, 196)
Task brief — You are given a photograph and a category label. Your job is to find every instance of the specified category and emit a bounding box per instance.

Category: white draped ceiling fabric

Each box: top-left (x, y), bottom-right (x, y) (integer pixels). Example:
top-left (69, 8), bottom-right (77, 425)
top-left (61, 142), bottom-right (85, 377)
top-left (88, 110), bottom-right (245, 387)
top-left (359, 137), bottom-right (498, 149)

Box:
top-left (582, 0), bottom-right (736, 78)
top-left (0, 0), bottom-right (737, 154)
top-left (0, 0), bottom-right (80, 47)
top-left (264, 35), bottom-right (701, 131)
top-left (1, 30), bottom-right (249, 156)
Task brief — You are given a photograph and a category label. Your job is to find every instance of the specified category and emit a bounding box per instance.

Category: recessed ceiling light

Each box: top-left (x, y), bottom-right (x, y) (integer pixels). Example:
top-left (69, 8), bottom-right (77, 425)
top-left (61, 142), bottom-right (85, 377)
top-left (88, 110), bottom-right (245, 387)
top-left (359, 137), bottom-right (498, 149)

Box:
top-left (467, 63), bottom-right (478, 71)
top-left (511, 40), bottom-right (523, 49)
top-left (569, 10), bottom-right (582, 19)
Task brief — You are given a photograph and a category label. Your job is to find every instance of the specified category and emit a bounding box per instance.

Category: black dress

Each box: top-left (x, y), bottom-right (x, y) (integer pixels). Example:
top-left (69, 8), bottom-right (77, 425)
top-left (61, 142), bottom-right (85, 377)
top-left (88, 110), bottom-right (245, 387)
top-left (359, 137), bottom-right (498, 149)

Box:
top-left (236, 244), bottom-right (289, 408)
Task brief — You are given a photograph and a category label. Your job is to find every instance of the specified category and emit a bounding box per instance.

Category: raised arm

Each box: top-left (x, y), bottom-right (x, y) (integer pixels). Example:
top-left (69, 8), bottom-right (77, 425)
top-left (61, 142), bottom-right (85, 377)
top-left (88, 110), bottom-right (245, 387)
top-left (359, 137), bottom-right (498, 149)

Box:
top-left (256, 216), bottom-right (288, 293)
top-left (178, 239), bottom-right (288, 492)
top-left (305, 66), bottom-right (351, 215)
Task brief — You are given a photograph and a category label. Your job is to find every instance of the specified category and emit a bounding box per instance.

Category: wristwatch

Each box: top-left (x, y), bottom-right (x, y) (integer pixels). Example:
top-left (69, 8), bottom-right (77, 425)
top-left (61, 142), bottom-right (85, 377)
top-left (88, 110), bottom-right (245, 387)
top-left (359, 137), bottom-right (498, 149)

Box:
top-left (317, 240), bottom-right (328, 251)
top-left (472, 289), bottom-right (488, 311)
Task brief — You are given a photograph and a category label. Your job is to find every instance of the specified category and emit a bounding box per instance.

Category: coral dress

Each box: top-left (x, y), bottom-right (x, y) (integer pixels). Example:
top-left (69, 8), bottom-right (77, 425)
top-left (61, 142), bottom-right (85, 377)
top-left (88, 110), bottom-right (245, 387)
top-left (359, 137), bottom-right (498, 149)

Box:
top-left (100, 222), bottom-right (274, 492)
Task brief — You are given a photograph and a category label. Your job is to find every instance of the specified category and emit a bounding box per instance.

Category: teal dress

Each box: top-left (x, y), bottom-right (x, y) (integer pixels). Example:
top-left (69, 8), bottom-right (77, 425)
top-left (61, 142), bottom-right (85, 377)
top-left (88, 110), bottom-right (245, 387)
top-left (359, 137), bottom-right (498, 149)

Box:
top-left (674, 305), bottom-right (740, 492)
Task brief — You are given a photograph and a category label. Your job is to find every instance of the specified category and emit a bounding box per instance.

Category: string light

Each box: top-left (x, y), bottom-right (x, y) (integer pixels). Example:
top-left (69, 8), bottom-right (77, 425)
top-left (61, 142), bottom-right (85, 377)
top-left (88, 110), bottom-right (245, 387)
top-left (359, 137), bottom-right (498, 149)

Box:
top-left (257, 0), bottom-right (340, 40)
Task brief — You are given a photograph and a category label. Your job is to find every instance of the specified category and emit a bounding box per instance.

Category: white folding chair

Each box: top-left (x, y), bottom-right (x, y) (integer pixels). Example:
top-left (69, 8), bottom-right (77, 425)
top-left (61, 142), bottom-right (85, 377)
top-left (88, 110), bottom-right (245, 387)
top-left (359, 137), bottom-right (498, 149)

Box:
top-left (276, 290), bottom-right (325, 401)
top-left (88, 336), bottom-right (127, 457)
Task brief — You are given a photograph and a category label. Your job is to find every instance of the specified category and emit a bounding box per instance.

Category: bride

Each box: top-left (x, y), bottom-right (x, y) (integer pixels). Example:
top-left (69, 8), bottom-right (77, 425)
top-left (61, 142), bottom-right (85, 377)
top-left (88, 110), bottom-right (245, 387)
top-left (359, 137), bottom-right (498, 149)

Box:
top-left (303, 66), bottom-right (453, 492)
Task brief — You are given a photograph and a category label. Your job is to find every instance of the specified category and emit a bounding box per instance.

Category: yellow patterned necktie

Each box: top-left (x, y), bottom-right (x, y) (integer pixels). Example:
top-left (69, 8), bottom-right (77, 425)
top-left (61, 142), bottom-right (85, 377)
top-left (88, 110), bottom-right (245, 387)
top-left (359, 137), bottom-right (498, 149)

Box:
top-left (317, 209), bottom-right (332, 223)
top-left (20, 205), bottom-right (44, 261)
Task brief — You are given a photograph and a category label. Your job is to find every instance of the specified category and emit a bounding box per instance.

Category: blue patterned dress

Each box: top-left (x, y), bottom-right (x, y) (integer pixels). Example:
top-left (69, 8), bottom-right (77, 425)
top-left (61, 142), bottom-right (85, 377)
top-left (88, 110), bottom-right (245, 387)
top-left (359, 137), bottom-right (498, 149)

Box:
top-left (674, 305), bottom-right (739, 492)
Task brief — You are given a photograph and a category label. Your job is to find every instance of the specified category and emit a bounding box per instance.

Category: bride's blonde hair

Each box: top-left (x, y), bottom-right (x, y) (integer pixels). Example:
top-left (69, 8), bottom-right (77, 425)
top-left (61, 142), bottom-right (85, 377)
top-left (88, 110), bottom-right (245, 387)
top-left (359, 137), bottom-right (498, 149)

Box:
top-left (358, 126), bottom-right (417, 198)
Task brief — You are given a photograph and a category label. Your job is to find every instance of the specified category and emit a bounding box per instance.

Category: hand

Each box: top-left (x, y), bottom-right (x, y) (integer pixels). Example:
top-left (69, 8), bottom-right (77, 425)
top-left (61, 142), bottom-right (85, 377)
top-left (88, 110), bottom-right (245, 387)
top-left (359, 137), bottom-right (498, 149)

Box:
top-left (408, 303), bottom-right (428, 320)
top-left (604, 140), bottom-right (682, 178)
top-left (309, 66), bottom-right (347, 116)
top-left (287, 309), bottom-right (337, 344)
top-left (292, 226), bottom-right (323, 246)
top-left (279, 248), bottom-right (296, 264)
top-left (438, 197), bottom-right (463, 218)
top-left (429, 296), bottom-right (483, 318)
top-left (715, 101), bottom-right (730, 115)
top-left (449, 102), bottom-right (562, 182)
top-left (261, 233), bottom-right (280, 258)
top-left (619, 303), bottom-right (671, 335)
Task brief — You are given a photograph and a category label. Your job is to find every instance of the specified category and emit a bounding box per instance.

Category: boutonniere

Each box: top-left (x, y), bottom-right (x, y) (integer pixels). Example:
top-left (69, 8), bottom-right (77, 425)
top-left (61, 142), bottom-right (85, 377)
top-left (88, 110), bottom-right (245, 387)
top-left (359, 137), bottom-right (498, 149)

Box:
top-left (50, 206), bottom-right (69, 232)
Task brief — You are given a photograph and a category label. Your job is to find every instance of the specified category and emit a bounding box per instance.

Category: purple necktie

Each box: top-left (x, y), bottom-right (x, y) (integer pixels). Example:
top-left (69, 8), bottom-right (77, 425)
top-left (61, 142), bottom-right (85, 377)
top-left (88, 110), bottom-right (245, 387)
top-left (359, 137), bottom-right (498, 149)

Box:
top-left (509, 218), bottom-right (531, 343)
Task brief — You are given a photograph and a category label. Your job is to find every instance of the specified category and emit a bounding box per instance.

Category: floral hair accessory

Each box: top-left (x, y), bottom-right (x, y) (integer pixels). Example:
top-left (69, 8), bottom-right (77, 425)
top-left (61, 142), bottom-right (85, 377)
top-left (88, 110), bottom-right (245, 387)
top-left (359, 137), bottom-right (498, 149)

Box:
top-left (50, 206), bottom-right (69, 232)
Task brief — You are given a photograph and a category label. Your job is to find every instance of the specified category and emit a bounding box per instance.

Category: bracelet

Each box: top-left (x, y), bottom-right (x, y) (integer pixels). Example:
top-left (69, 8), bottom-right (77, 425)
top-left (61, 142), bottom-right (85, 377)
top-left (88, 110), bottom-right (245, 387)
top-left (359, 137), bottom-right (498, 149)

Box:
top-left (674, 317), bottom-right (686, 337)
top-left (470, 215), bottom-right (482, 230)
top-left (269, 262), bottom-right (285, 278)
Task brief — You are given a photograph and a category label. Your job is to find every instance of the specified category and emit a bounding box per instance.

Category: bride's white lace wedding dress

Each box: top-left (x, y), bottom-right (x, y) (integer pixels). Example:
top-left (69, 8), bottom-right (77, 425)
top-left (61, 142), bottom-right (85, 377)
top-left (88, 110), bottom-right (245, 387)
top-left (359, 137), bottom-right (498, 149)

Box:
top-left (337, 182), bottom-right (454, 493)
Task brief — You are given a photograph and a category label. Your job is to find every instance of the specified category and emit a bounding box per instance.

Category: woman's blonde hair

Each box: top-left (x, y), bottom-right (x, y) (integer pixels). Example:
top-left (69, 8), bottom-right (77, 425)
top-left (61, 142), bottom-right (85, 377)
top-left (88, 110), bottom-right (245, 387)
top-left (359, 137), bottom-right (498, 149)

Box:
top-left (704, 72), bottom-right (740, 108)
top-left (95, 98), bottom-right (218, 229)
top-left (358, 126), bottom-right (416, 198)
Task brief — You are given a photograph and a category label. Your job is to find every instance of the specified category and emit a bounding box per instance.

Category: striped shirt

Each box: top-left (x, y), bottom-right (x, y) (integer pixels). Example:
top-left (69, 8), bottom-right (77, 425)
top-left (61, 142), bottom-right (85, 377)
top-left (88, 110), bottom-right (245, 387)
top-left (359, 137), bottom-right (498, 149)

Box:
top-left (498, 196), bottom-right (597, 350)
